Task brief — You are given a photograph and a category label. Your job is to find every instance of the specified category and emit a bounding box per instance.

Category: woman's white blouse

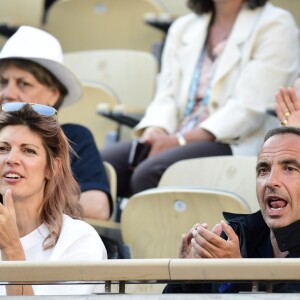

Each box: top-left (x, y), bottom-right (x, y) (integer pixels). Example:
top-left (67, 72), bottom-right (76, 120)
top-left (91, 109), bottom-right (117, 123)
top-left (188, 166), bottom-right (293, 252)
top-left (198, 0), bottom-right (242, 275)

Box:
top-left (0, 214), bottom-right (107, 295)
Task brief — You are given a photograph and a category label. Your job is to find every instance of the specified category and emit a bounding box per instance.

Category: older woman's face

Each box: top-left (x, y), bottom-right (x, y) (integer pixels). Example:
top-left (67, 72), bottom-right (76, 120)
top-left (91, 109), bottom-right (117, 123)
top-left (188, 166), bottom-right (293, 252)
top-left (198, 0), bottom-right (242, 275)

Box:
top-left (0, 125), bottom-right (49, 205)
top-left (0, 64), bottom-right (59, 107)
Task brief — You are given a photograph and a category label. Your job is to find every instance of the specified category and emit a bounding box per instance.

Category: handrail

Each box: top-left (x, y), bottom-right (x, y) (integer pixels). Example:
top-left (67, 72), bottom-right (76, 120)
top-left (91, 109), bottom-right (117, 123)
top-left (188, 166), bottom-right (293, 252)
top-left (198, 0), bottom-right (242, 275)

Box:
top-left (0, 259), bottom-right (170, 283)
top-left (170, 258), bottom-right (300, 281)
top-left (1, 258), bottom-right (300, 293)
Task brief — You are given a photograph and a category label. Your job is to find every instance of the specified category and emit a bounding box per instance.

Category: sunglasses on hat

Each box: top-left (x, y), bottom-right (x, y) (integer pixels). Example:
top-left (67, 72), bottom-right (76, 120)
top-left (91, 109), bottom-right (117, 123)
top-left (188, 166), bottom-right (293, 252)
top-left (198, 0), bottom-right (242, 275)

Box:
top-left (1, 102), bottom-right (57, 116)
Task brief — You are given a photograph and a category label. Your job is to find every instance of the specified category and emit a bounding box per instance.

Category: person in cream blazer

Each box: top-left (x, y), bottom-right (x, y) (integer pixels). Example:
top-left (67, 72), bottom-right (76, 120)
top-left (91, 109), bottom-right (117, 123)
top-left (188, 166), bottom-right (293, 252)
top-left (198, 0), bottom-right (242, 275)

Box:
top-left (102, 0), bottom-right (300, 198)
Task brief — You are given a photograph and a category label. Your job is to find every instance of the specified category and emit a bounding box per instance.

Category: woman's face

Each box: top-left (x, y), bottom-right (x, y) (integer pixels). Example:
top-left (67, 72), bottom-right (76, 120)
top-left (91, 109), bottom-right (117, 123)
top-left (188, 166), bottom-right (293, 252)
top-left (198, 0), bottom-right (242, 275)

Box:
top-left (0, 125), bottom-right (50, 204)
top-left (0, 64), bottom-right (59, 107)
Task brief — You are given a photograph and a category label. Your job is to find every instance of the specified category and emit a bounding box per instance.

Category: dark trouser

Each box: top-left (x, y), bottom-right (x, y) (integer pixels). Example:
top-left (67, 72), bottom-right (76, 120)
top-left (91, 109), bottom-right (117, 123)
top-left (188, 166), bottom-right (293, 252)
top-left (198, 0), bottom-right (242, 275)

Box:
top-left (101, 140), bottom-right (232, 198)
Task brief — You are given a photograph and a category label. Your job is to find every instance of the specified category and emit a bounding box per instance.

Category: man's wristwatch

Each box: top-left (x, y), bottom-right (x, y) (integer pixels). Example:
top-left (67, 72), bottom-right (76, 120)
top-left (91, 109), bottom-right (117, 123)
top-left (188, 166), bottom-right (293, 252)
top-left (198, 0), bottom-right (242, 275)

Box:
top-left (176, 133), bottom-right (187, 146)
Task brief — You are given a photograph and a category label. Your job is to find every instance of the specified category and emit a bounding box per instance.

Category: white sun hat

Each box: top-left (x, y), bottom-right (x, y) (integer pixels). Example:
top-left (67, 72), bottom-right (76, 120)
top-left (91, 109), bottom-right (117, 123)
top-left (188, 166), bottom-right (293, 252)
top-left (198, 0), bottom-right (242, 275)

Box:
top-left (0, 26), bottom-right (82, 107)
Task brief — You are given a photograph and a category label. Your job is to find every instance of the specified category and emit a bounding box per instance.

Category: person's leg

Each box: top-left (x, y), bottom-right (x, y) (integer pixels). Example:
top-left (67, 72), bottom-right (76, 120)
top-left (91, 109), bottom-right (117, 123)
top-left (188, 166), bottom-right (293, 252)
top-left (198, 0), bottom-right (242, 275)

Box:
top-left (101, 141), bottom-right (133, 197)
top-left (130, 141), bottom-right (232, 195)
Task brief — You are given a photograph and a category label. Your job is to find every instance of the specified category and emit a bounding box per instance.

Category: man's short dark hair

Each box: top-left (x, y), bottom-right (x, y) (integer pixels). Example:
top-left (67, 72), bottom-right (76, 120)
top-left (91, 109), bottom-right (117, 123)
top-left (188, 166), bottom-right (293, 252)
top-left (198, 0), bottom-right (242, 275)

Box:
top-left (187, 0), bottom-right (268, 14)
top-left (264, 126), bottom-right (300, 142)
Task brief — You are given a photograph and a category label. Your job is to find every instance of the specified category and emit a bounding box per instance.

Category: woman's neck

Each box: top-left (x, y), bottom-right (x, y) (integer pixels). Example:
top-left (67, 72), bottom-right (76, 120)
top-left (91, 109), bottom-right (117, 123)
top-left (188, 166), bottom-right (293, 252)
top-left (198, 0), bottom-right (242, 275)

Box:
top-left (207, 0), bottom-right (244, 51)
top-left (14, 200), bottom-right (41, 237)
top-left (213, 0), bottom-right (244, 31)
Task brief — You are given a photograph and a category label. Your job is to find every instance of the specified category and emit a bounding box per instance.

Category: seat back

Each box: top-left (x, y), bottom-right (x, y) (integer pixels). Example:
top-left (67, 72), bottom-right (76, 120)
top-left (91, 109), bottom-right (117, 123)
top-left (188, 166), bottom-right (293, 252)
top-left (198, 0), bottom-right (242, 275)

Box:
top-left (121, 187), bottom-right (250, 258)
top-left (44, 0), bottom-right (164, 52)
top-left (103, 161), bottom-right (117, 220)
top-left (84, 162), bottom-right (123, 257)
top-left (0, 36), bottom-right (8, 51)
top-left (58, 82), bottom-right (119, 148)
top-left (271, 0), bottom-right (300, 27)
top-left (152, 0), bottom-right (190, 17)
top-left (0, 0), bottom-right (44, 27)
top-left (159, 156), bottom-right (259, 213)
top-left (64, 49), bottom-right (158, 113)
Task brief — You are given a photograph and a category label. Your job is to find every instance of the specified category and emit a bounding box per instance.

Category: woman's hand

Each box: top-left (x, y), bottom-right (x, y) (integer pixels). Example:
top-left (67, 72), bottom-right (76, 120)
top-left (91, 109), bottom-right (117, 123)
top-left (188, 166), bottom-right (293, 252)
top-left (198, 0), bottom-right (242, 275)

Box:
top-left (0, 189), bottom-right (24, 261)
top-left (147, 134), bottom-right (179, 157)
top-left (275, 87), bottom-right (300, 127)
top-left (140, 127), bottom-right (167, 142)
top-left (140, 127), bottom-right (178, 157)
top-left (0, 190), bottom-right (33, 295)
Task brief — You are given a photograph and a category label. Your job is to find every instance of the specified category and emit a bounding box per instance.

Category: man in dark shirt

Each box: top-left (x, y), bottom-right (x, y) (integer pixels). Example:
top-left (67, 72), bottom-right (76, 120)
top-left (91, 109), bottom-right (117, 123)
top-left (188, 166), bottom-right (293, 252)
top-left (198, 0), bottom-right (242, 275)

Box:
top-left (165, 126), bottom-right (300, 293)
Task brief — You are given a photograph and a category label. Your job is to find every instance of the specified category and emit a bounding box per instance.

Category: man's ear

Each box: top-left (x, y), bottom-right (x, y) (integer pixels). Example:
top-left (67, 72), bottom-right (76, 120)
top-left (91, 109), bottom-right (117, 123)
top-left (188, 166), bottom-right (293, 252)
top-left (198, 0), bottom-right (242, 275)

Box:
top-left (46, 157), bottom-right (61, 180)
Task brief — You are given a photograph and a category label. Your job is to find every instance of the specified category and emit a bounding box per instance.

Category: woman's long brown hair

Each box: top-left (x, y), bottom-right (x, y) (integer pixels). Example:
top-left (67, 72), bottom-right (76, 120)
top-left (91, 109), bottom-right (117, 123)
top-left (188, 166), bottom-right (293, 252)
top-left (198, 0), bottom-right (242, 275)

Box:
top-left (0, 104), bottom-right (83, 249)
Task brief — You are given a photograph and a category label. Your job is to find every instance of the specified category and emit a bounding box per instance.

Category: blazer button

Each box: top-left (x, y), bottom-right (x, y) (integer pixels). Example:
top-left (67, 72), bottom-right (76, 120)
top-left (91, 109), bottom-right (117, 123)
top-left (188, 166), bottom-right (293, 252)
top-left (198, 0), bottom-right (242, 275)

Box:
top-left (211, 101), bottom-right (218, 109)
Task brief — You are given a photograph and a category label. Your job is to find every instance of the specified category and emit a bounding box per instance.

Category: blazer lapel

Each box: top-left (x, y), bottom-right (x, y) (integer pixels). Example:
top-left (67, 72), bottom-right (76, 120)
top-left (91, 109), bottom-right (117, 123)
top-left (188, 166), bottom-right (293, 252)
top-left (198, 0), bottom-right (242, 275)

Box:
top-left (177, 14), bottom-right (212, 97)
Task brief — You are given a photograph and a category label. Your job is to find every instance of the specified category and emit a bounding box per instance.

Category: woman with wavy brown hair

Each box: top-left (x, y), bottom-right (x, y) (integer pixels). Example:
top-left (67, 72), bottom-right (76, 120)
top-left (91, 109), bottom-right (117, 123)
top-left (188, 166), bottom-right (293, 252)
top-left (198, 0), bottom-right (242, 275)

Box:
top-left (0, 103), bottom-right (106, 296)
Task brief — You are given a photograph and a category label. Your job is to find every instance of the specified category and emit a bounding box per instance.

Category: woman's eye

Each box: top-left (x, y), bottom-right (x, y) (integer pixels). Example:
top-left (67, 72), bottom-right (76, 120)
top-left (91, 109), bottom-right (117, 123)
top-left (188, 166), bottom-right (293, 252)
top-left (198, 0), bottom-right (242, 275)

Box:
top-left (24, 148), bottom-right (36, 154)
